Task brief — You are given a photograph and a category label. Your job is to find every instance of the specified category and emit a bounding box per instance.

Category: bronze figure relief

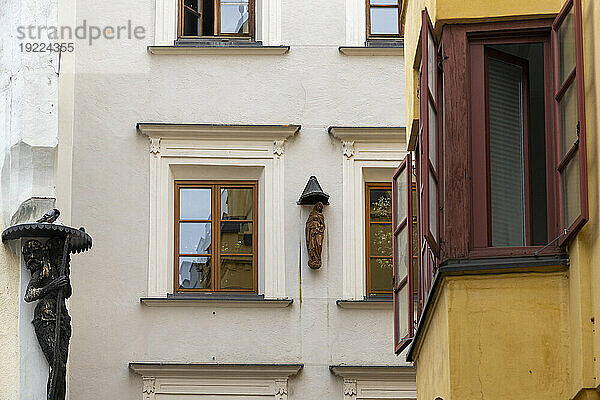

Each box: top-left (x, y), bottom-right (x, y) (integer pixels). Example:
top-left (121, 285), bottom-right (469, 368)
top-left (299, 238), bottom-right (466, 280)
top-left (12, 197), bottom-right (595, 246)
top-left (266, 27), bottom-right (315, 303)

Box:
top-left (306, 202), bottom-right (325, 269)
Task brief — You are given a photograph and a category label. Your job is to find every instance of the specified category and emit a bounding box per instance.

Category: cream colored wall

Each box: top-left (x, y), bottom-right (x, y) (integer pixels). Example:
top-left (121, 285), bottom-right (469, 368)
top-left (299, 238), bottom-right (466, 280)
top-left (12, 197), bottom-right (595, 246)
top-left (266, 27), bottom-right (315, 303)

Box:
top-left (415, 273), bottom-right (571, 399)
top-left (0, 238), bottom-right (19, 400)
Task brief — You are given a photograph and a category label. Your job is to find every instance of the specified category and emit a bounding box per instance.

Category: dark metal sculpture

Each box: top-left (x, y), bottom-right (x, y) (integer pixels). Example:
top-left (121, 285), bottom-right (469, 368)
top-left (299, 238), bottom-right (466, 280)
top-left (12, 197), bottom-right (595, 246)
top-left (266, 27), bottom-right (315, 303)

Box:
top-left (305, 202), bottom-right (325, 269)
top-left (297, 176), bottom-right (329, 205)
top-left (2, 213), bottom-right (91, 400)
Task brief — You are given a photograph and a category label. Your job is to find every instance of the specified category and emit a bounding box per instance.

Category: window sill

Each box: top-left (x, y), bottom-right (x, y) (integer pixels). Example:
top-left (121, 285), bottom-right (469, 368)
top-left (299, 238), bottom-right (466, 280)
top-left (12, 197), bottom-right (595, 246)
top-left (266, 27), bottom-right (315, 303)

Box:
top-left (148, 45), bottom-right (290, 55)
top-left (339, 41), bottom-right (404, 56)
top-left (336, 297), bottom-right (393, 309)
top-left (141, 293), bottom-right (294, 308)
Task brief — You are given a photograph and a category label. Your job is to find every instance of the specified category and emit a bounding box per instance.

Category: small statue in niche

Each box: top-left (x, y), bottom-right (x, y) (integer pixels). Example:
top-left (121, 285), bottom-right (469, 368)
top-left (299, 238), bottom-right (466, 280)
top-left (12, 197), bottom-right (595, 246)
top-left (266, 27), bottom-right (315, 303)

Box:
top-left (23, 237), bottom-right (72, 400)
top-left (305, 202), bottom-right (325, 269)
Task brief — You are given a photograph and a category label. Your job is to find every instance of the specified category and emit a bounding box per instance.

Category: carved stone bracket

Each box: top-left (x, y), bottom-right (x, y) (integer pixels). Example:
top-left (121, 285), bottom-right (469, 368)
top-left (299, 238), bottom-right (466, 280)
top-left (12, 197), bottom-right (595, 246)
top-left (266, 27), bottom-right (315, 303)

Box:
top-left (142, 377), bottom-right (156, 400)
top-left (149, 137), bottom-right (161, 155)
top-left (342, 140), bottom-right (355, 158)
top-left (343, 378), bottom-right (357, 399)
top-left (273, 140), bottom-right (285, 156)
top-left (274, 378), bottom-right (288, 400)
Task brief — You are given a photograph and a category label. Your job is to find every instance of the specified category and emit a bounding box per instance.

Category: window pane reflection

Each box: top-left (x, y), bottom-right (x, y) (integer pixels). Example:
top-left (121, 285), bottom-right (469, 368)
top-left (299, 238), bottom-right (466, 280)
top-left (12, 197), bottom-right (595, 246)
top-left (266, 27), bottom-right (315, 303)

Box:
top-left (370, 189), bottom-right (392, 222)
top-left (221, 0), bottom-right (249, 34)
top-left (558, 8), bottom-right (575, 86)
top-left (220, 222), bottom-right (253, 254)
top-left (180, 188), bottom-right (211, 220)
top-left (179, 223), bottom-right (212, 254)
top-left (220, 255), bottom-right (253, 290)
top-left (179, 256), bottom-right (211, 289)
top-left (370, 8), bottom-right (399, 35)
top-left (370, 223), bottom-right (393, 256)
top-left (370, 258), bottom-right (393, 292)
top-left (563, 151), bottom-right (581, 229)
top-left (221, 188), bottom-right (253, 220)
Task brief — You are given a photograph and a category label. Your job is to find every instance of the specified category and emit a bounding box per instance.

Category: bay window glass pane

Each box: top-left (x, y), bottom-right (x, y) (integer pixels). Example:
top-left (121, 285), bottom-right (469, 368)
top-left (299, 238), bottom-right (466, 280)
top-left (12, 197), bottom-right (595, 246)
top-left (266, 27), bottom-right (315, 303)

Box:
top-left (370, 258), bottom-right (393, 292)
top-left (562, 151), bottom-right (581, 229)
top-left (370, 8), bottom-right (399, 35)
top-left (488, 56), bottom-right (526, 247)
top-left (220, 222), bottom-right (253, 254)
top-left (179, 256), bottom-right (211, 289)
top-left (428, 171), bottom-right (437, 240)
top-left (558, 8), bottom-right (575, 86)
top-left (395, 227), bottom-right (407, 283)
top-left (370, 223), bottom-right (392, 256)
top-left (220, 255), bottom-right (253, 290)
top-left (220, 0), bottom-right (249, 34)
top-left (396, 285), bottom-right (408, 341)
top-left (428, 101), bottom-right (437, 170)
top-left (179, 223), bottom-right (212, 254)
top-left (559, 82), bottom-right (578, 158)
top-left (395, 169), bottom-right (407, 228)
top-left (180, 188), bottom-right (211, 220)
top-left (427, 31), bottom-right (436, 97)
top-left (221, 188), bottom-right (253, 220)
top-left (370, 189), bottom-right (392, 222)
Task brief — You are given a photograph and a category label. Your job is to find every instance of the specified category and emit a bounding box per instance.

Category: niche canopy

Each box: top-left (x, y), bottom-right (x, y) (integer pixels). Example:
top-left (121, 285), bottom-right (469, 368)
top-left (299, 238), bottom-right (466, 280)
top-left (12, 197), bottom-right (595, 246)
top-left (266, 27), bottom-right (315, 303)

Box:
top-left (297, 176), bottom-right (329, 205)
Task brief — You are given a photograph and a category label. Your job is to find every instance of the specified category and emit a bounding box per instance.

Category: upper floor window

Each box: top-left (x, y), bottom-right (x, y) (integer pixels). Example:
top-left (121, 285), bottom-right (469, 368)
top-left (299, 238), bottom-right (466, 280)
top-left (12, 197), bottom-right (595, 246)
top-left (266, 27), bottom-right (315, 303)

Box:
top-left (365, 182), bottom-right (393, 296)
top-left (366, 0), bottom-right (401, 39)
top-left (175, 181), bottom-right (257, 293)
top-left (178, 0), bottom-right (254, 38)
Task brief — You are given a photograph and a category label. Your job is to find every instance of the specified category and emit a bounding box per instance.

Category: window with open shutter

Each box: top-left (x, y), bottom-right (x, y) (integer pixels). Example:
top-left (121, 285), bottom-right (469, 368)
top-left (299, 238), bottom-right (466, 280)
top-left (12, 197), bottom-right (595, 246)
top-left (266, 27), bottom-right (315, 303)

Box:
top-left (392, 153), bottom-right (413, 354)
top-left (552, 0), bottom-right (588, 246)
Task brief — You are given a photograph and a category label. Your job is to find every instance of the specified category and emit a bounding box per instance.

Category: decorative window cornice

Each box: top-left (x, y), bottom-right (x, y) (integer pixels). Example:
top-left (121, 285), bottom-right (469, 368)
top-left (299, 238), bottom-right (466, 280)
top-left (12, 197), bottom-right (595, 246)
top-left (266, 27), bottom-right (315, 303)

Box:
top-left (130, 363), bottom-right (303, 400)
top-left (137, 123), bottom-right (300, 142)
top-left (331, 366), bottom-right (416, 400)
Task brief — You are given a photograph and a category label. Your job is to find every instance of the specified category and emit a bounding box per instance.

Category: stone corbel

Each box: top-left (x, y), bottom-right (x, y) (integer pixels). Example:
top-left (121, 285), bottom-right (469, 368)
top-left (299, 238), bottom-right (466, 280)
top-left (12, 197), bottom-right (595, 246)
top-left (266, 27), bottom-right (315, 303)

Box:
top-left (274, 378), bottom-right (288, 400)
top-left (343, 378), bottom-right (357, 399)
top-left (142, 377), bottom-right (156, 400)
top-left (273, 140), bottom-right (285, 156)
top-left (342, 140), bottom-right (355, 158)
top-left (149, 137), bottom-right (161, 155)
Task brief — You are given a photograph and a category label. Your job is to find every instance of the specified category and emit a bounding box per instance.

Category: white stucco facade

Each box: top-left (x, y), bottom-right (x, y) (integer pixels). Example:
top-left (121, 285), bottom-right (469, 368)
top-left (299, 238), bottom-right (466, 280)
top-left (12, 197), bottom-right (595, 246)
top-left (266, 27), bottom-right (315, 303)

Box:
top-left (1, 0), bottom-right (413, 396)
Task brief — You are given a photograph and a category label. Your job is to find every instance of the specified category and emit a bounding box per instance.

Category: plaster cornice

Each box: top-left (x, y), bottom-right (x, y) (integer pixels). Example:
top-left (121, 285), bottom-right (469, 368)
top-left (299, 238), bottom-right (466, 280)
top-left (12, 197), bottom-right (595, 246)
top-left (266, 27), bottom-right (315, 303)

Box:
top-left (148, 45), bottom-right (290, 55)
top-left (328, 126), bottom-right (406, 143)
top-left (129, 363), bottom-right (303, 379)
top-left (137, 123), bottom-right (301, 141)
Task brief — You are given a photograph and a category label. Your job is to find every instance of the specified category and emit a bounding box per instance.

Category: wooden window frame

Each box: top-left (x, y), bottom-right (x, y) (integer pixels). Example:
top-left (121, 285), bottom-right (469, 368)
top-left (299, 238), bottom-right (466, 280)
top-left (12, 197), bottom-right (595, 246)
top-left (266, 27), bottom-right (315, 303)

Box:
top-left (365, 182), bottom-right (394, 297)
top-left (468, 23), bottom-right (566, 258)
top-left (552, 0), bottom-right (589, 246)
top-left (392, 153), bottom-right (413, 354)
top-left (178, 0), bottom-right (255, 39)
top-left (174, 180), bottom-right (258, 293)
top-left (366, 0), bottom-right (402, 40)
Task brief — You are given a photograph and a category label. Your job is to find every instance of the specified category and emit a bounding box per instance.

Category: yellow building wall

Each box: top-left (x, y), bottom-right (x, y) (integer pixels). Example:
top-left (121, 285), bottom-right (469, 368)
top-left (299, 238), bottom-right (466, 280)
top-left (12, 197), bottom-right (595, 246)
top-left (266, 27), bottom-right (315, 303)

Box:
top-left (415, 283), bottom-right (451, 400)
top-left (416, 273), bottom-right (571, 399)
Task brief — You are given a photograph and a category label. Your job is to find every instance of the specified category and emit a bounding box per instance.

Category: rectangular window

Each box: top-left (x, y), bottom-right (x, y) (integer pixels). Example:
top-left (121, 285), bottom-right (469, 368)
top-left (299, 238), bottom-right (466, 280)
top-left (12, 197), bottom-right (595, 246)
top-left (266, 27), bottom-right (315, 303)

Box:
top-left (366, 0), bottom-right (401, 38)
top-left (179, 0), bottom-right (254, 38)
top-left (174, 181), bottom-right (258, 293)
top-left (365, 182), bottom-right (393, 296)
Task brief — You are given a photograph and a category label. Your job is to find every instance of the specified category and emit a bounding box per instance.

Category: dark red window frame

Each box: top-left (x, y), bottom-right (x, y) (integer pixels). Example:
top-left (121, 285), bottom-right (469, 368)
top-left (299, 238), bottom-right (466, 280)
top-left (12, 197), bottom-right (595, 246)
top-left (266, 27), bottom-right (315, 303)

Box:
top-left (552, 0), bottom-right (589, 246)
top-left (392, 153), bottom-right (413, 354)
top-left (469, 28), bottom-right (559, 257)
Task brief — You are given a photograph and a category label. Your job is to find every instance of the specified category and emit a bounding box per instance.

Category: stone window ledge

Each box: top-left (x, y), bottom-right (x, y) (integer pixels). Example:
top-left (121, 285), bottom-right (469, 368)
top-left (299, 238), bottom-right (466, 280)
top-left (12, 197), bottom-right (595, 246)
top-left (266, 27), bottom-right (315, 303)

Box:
top-left (338, 43), bottom-right (404, 56)
top-left (141, 293), bottom-right (294, 308)
top-left (148, 45), bottom-right (290, 55)
top-left (336, 297), bottom-right (392, 309)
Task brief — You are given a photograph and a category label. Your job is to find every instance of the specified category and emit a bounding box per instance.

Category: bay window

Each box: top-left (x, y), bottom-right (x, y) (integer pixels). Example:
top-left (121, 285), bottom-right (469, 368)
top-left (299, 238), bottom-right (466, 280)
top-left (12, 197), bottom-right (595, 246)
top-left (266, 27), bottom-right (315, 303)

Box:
top-left (393, 0), bottom-right (588, 354)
